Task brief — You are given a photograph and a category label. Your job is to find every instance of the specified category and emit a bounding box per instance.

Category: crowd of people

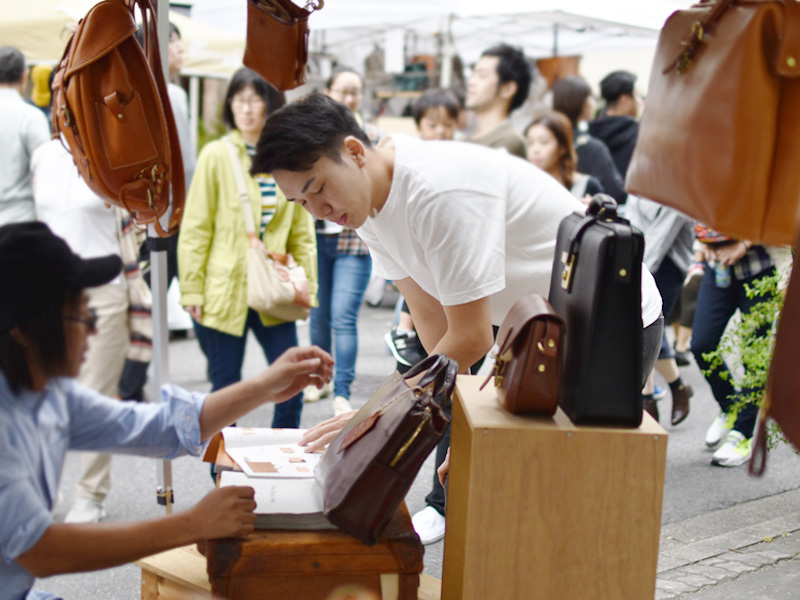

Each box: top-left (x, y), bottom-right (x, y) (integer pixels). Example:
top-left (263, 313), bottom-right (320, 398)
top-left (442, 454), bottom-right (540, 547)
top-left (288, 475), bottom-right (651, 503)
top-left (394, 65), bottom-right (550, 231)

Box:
top-left (0, 33), bottom-right (785, 599)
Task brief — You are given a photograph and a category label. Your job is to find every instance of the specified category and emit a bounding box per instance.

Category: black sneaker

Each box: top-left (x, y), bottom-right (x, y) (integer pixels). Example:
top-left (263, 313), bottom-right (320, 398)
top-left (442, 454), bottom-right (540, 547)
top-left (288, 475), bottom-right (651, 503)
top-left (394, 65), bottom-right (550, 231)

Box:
top-left (673, 345), bottom-right (692, 366)
top-left (384, 326), bottom-right (427, 368)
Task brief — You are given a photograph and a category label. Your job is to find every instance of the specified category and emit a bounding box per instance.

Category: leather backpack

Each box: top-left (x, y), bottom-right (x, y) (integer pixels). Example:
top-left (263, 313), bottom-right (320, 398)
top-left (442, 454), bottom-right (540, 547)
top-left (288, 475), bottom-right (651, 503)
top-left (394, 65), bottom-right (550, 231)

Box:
top-left (51, 0), bottom-right (184, 237)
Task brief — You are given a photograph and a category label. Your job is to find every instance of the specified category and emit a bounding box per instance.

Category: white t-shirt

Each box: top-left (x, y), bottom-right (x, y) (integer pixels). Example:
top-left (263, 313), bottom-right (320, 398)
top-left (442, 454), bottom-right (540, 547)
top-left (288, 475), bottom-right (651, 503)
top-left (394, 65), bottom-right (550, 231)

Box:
top-left (357, 135), bottom-right (661, 327)
top-left (31, 139), bottom-right (122, 285)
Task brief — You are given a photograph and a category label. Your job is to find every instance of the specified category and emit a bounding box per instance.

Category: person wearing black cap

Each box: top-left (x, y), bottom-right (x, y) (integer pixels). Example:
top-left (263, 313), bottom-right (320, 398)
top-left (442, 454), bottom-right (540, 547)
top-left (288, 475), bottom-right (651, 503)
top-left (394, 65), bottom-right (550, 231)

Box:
top-left (0, 222), bottom-right (333, 600)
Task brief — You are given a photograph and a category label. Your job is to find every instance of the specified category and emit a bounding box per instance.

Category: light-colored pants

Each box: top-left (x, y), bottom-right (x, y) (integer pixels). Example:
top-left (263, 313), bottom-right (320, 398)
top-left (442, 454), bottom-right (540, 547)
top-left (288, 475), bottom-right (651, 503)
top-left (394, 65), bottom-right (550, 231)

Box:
top-left (75, 283), bottom-right (129, 502)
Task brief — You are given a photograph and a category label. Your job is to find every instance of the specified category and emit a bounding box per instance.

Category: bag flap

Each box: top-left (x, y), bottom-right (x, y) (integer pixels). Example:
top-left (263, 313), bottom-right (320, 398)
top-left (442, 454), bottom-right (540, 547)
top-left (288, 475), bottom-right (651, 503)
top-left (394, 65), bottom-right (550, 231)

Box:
top-left (495, 294), bottom-right (562, 355)
top-left (67, 1), bottom-right (137, 75)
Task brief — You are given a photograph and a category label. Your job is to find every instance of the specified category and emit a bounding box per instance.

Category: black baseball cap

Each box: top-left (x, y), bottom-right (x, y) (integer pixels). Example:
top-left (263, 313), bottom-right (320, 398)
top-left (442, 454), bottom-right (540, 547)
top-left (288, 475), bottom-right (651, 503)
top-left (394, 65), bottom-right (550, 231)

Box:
top-left (0, 222), bottom-right (122, 331)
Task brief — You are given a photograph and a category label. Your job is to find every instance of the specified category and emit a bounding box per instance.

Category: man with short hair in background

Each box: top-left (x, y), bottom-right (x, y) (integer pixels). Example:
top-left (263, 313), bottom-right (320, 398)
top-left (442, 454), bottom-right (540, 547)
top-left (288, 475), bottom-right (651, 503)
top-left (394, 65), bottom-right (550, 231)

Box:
top-left (588, 70), bottom-right (642, 180)
top-left (0, 47), bottom-right (50, 226)
top-left (465, 44), bottom-right (531, 159)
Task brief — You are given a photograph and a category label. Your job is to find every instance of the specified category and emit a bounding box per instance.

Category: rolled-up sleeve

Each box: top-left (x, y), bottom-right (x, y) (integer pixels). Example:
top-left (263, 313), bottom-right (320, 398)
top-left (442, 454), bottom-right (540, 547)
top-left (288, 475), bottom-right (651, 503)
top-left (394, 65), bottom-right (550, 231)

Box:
top-left (0, 478), bottom-right (52, 565)
top-left (67, 381), bottom-right (210, 459)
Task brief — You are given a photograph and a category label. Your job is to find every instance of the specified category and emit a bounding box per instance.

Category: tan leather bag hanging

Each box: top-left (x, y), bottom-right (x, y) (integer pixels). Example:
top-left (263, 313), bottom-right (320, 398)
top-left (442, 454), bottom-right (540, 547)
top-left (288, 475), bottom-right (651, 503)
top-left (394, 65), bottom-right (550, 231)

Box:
top-left (243, 0), bottom-right (324, 91)
top-left (626, 0), bottom-right (800, 247)
top-left (51, 0), bottom-right (185, 237)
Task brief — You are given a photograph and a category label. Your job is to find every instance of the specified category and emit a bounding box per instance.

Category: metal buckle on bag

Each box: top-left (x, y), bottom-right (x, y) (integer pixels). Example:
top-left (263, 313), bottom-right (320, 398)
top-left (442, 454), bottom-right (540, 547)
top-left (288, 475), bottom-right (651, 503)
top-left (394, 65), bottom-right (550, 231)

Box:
top-left (389, 406), bottom-right (432, 467)
top-left (561, 251), bottom-right (576, 291)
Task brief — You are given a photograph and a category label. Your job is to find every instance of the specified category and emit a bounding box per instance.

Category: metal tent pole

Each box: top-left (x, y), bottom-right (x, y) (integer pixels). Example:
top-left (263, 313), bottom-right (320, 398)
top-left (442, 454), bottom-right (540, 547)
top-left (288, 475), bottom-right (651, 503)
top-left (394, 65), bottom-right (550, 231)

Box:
top-left (152, 0), bottom-right (174, 515)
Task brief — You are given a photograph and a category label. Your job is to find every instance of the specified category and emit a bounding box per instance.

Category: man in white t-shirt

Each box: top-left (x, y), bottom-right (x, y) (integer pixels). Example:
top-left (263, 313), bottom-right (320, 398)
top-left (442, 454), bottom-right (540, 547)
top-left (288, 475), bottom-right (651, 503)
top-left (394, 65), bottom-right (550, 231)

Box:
top-left (251, 94), bottom-right (663, 540)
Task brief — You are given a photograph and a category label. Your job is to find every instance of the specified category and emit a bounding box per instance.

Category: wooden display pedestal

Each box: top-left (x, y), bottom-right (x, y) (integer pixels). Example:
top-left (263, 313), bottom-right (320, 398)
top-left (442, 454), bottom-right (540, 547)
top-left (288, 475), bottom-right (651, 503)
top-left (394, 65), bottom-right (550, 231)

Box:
top-left (442, 376), bottom-right (668, 600)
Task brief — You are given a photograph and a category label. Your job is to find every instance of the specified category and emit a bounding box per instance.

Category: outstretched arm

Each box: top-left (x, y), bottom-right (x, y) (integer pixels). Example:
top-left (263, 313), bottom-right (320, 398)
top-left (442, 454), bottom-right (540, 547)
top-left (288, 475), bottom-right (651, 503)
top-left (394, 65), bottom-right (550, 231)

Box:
top-left (199, 345), bottom-right (333, 441)
top-left (16, 485), bottom-right (256, 578)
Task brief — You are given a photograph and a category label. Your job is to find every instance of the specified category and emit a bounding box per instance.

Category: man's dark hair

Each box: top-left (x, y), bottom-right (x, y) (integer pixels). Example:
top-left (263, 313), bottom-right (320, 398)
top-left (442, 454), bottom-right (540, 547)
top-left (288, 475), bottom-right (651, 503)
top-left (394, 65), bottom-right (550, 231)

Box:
top-left (412, 88), bottom-right (460, 125)
top-left (222, 67), bottom-right (286, 130)
top-left (480, 44), bottom-right (533, 113)
top-left (552, 76), bottom-right (593, 128)
top-left (599, 70), bottom-right (637, 107)
top-left (0, 288), bottom-right (81, 394)
top-left (0, 47), bottom-right (26, 85)
top-left (251, 94), bottom-right (372, 175)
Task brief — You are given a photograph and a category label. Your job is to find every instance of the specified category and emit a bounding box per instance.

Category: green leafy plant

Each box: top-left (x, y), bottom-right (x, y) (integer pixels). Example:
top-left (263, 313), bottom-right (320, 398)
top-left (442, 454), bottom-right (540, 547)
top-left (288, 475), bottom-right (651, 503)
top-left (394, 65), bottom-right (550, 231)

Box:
top-left (701, 266), bottom-right (791, 450)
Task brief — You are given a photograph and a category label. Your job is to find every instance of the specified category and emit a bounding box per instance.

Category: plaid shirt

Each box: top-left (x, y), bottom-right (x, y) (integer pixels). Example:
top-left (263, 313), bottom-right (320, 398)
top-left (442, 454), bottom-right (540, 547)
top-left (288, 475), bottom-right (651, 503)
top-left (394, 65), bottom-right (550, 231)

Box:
top-left (337, 228), bottom-right (370, 256)
top-left (733, 245), bottom-right (774, 280)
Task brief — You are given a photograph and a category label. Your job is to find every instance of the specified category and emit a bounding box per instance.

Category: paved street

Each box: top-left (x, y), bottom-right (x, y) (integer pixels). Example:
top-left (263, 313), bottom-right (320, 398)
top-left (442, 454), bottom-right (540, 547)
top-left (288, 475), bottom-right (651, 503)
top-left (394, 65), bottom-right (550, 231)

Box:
top-left (35, 287), bottom-right (800, 599)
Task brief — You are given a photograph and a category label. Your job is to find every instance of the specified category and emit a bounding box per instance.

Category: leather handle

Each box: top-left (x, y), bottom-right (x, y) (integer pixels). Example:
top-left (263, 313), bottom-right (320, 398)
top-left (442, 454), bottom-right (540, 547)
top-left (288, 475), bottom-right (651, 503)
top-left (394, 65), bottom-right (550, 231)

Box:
top-left (129, 0), bottom-right (185, 237)
top-left (663, 0), bottom-right (735, 74)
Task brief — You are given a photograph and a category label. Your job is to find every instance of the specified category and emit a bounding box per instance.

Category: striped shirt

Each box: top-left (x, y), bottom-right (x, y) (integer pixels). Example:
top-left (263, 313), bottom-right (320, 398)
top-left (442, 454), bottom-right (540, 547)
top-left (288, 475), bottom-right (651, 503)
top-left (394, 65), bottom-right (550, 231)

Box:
top-left (246, 143), bottom-right (276, 237)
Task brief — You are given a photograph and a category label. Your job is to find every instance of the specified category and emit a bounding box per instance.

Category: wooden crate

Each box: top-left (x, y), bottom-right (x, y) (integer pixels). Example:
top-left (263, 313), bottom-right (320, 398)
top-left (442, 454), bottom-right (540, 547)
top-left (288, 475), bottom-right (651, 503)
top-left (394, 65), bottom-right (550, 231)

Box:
top-left (202, 504), bottom-right (424, 600)
top-left (138, 545), bottom-right (441, 600)
top-left (442, 375), bottom-right (668, 600)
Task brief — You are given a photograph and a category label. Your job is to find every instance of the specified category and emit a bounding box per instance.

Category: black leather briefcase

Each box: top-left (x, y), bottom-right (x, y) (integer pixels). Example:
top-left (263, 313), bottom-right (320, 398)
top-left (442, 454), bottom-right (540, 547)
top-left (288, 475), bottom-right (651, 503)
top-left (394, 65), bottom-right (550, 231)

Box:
top-left (548, 195), bottom-right (644, 426)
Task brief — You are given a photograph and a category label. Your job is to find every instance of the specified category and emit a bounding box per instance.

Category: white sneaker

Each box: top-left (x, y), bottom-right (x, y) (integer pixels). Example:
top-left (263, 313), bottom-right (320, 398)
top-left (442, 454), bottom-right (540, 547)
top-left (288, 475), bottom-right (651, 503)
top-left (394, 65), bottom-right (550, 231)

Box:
top-left (711, 430), bottom-right (753, 467)
top-left (705, 411), bottom-right (736, 450)
top-left (333, 395), bottom-right (352, 416)
top-left (411, 505), bottom-right (446, 545)
top-left (304, 381), bottom-right (332, 403)
top-left (64, 497), bottom-right (106, 523)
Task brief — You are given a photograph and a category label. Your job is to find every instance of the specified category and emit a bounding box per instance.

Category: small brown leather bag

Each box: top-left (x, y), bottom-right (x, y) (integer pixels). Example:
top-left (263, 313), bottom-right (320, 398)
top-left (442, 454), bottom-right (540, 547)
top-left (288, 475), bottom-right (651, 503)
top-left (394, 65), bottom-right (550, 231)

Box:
top-left (51, 0), bottom-right (184, 237)
top-left (482, 294), bottom-right (563, 416)
top-left (626, 0), bottom-right (800, 247)
top-left (243, 0), bottom-right (324, 91)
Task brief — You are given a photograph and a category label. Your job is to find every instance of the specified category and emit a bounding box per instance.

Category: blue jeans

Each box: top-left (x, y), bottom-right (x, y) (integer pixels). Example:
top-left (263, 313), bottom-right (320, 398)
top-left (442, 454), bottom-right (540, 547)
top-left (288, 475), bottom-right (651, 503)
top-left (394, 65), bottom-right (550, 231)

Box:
top-left (653, 256), bottom-right (685, 360)
top-left (691, 264), bottom-right (775, 438)
top-left (310, 233), bottom-right (372, 399)
top-left (193, 311), bottom-right (303, 428)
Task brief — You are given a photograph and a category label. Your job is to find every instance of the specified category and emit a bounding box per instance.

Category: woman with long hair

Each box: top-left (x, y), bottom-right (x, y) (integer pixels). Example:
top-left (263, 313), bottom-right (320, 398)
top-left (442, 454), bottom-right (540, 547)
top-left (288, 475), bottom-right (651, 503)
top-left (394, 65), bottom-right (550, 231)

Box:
top-left (525, 111), bottom-right (604, 203)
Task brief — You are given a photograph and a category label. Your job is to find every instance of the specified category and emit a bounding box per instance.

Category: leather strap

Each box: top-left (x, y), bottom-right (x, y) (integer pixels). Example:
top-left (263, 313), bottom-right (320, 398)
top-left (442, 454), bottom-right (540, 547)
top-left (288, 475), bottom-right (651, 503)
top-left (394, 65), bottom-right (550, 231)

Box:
top-left (226, 141), bottom-right (260, 245)
top-left (131, 0), bottom-right (186, 237)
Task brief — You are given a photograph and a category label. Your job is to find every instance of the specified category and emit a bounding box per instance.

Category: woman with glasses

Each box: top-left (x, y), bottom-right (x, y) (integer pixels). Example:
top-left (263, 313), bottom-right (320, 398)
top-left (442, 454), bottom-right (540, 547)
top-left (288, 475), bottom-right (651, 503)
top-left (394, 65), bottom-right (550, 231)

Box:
top-left (0, 222), bottom-right (332, 600)
top-left (300, 68), bottom-right (377, 417)
top-left (178, 67), bottom-right (317, 429)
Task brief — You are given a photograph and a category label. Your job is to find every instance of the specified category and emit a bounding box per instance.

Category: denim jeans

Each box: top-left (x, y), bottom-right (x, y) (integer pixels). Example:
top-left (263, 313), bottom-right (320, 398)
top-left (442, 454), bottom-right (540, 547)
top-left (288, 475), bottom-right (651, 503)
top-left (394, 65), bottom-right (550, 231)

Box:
top-left (309, 233), bottom-right (372, 399)
top-left (653, 256), bottom-right (685, 360)
top-left (193, 311), bottom-right (303, 428)
top-left (691, 263), bottom-right (775, 438)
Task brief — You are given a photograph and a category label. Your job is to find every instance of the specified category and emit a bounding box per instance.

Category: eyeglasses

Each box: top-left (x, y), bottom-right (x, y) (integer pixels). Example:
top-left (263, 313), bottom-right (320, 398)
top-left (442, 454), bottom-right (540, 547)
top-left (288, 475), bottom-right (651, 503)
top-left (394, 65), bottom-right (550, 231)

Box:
top-left (231, 96), bottom-right (266, 108)
top-left (64, 308), bottom-right (98, 332)
top-left (329, 88), bottom-right (363, 98)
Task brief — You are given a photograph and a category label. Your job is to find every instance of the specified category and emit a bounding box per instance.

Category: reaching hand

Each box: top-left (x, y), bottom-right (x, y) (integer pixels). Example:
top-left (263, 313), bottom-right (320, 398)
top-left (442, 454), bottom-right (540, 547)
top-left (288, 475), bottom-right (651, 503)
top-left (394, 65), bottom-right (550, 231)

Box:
top-left (188, 486), bottom-right (257, 540)
top-left (298, 410), bottom-right (358, 452)
top-left (437, 446), bottom-right (451, 486)
top-left (260, 346), bottom-right (334, 404)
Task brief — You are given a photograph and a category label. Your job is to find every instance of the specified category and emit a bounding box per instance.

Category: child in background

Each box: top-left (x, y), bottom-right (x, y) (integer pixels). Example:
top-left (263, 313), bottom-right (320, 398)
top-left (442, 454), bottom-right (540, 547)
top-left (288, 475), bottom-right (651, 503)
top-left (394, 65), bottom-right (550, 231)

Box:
top-left (384, 88), bottom-right (461, 372)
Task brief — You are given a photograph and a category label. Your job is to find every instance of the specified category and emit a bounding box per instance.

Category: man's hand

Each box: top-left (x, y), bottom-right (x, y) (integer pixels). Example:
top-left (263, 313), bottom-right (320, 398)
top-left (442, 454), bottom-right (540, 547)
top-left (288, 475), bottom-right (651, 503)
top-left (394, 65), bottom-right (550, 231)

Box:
top-left (437, 446), bottom-right (451, 486)
top-left (187, 486), bottom-right (257, 540)
top-left (299, 410), bottom-right (358, 452)
top-left (258, 346), bottom-right (334, 404)
top-left (199, 346), bottom-right (334, 440)
top-left (186, 305), bottom-right (202, 321)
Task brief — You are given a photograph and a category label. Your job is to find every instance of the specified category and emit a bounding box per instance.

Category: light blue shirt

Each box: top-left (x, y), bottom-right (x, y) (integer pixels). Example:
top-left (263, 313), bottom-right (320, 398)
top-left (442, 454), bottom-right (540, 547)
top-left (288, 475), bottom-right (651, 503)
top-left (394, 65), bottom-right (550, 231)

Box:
top-left (0, 373), bottom-right (208, 600)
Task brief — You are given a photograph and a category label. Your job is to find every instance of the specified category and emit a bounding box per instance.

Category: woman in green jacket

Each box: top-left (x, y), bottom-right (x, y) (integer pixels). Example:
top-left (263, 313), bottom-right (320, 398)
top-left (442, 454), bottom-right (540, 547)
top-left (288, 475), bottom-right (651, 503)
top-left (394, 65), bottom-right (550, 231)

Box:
top-left (178, 68), bottom-right (317, 428)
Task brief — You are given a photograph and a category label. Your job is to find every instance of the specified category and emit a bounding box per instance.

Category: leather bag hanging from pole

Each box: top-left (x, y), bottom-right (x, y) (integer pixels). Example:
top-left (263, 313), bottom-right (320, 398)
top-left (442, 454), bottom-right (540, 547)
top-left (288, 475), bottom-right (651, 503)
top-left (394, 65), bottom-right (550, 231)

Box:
top-left (626, 0), bottom-right (800, 247)
top-left (51, 0), bottom-right (185, 237)
top-left (243, 0), bottom-right (324, 91)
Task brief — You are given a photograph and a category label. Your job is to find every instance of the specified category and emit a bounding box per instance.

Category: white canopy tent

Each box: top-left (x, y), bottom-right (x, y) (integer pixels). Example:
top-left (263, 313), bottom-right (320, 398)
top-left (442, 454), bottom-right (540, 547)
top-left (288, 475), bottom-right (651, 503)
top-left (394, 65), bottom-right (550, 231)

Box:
top-left (0, 0), bottom-right (244, 76)
top-left (190, 0), bottom-right (692, 90)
